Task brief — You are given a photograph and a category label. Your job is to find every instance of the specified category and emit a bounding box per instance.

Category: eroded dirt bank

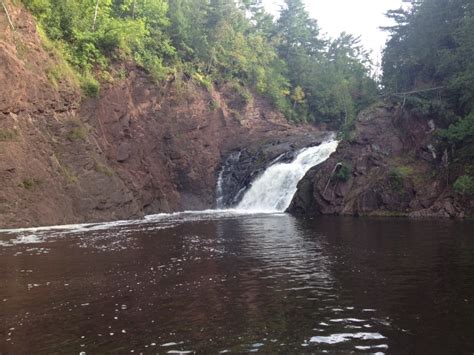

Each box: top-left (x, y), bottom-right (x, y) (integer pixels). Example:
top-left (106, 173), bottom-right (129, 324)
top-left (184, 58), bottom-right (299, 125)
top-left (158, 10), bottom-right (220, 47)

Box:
top-left (0, 7), bottom-right (322, 228)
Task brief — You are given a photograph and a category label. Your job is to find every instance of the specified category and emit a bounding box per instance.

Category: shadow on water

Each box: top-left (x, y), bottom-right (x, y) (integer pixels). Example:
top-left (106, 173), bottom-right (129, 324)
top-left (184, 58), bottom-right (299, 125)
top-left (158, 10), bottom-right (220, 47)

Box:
top-left (0, 214), bottom-right (473, 353)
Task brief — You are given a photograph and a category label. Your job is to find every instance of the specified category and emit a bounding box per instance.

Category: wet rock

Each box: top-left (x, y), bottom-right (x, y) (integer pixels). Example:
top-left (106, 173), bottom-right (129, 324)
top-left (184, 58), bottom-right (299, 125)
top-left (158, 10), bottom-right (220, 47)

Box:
top-left (116, 143), bottom-right (131, 162)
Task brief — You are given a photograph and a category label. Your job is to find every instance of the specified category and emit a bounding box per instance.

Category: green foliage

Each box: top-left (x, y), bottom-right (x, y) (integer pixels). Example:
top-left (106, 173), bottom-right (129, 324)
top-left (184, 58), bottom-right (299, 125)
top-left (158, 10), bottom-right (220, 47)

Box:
top-left (388, 166), bottom-right (413, 192)
top-left (230, 81), bottom-right (252, 105)
top-left (382, 0), bottom-right (474, 144)
top-left (46, 61), bottom-right (78, 88)
top-left (20, 178), bottom-right (41, 190)
top-left (67, 126), bottom-right (87, 140)
top-left (60, 165), bottom-right (78, 184)
top-left (22, 0), bottom-right (377, 127)
top-left (95, 162), bottom-right (114, 177)
top-left (80, 73), bottom-right (100, 97)
top-left (67, 119), bottom-right (88, 140)
top-left (334, 163), bottom-right (352, 182)
top-left (440, 112), bottom-right (474, 143)
top-left (0, 129), bottom-right (18, 141)
top-left (192, 72), bottom-right (212, 92)
top-left (291, 86), bottom-right (305, 108)
top-left (209, 99), bottom-right (220, 111)
top-left (275, 1), bottom-right (377, 124)
top-left (393, 165), bottom-right (414, 178)
top-left (453, 175), bottom-right (474, 195)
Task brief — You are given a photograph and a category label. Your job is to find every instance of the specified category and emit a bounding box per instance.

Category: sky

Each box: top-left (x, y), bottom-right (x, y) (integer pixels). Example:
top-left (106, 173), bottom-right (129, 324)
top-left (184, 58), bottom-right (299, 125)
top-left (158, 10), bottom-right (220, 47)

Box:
top-left (262, 0), bottom-right (408, 67)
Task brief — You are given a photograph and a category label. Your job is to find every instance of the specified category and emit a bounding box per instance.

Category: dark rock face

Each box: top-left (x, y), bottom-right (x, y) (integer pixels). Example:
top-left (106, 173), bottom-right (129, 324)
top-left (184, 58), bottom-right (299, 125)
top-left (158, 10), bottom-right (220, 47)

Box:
top-left (288, 104), bottom-right (471, 218)
top-left (216, 133), bottom-right (331, 208)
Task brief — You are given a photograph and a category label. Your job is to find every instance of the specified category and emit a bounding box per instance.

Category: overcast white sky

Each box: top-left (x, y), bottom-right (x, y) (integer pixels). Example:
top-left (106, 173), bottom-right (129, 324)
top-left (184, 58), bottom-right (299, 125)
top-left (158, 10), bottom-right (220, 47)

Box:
top-left (262, 0), bottom-right (408, 66)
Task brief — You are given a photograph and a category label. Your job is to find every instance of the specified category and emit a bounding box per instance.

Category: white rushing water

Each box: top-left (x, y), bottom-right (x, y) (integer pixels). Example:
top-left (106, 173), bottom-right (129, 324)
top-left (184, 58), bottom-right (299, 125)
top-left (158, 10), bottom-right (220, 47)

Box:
top-left (236, 139), bottom-right (338, 212)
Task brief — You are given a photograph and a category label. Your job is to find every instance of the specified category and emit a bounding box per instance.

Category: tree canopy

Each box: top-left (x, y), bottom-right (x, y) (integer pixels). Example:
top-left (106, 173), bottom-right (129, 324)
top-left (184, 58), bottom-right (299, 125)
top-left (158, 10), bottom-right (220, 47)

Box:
top-left (22, 0), bottom-right (377, 126)
top-left (382, 0), bottom-right (474, 144)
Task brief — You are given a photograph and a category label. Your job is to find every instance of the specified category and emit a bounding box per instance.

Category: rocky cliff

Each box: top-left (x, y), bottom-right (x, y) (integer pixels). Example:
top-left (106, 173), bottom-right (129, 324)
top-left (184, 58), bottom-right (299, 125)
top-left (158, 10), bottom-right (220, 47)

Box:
top-left (0, 7), bottom-right (321, 228)
top-left (288, 104), bottom-right (473, 218)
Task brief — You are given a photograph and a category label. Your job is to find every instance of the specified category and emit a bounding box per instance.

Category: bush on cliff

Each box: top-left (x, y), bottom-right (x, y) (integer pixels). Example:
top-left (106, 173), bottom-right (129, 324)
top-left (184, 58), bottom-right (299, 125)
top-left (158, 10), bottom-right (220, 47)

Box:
top-left (334, 163), bottom-right (352, 182)
top-left (454, 175), bottom-right (474, 196)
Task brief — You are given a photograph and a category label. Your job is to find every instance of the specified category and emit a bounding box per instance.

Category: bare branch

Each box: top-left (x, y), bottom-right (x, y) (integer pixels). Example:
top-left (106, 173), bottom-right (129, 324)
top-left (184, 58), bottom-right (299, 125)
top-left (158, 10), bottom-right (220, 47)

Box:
top-left (381, 86), bottom-right (445, 98)
top-left (92, 0), bottom-right (99, 31)
top-left (2, 1), bottom-right (14, 30)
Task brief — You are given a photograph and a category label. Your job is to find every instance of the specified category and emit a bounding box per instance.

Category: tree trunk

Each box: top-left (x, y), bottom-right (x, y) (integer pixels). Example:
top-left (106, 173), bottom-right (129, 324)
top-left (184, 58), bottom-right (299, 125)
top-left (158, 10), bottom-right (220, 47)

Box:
top-left (132, 0), bottom-right (136, 19)
top-left (2, 1), bottom-right (14, 30)
top-left (92, 0), bottom-right (99, 31)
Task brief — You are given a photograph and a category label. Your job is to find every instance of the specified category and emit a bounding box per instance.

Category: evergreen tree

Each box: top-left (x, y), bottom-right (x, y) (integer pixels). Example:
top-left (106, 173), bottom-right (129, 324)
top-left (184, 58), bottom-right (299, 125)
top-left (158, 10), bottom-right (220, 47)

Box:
top-left (21, 0), bottom-right (377, 126)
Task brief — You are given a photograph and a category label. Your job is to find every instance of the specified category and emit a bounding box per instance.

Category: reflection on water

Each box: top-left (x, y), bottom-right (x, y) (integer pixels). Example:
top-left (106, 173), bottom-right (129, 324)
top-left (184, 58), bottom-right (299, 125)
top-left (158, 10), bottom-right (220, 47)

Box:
top-left (0, 214), bottom-right (473, 353)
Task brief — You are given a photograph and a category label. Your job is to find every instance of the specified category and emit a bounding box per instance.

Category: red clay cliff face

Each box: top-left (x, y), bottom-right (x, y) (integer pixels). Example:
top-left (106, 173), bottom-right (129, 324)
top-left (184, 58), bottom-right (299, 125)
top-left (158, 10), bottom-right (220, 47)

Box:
top-left (0, 7), bottom-right (318, 228)
top-left (79, 67), bottom-right (313, 214)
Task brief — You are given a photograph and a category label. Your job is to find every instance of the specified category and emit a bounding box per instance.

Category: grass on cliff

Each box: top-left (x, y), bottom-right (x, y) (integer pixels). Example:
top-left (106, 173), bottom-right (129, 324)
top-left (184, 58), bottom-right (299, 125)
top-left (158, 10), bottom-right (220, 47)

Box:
top-left (38, 26), bottom-right (78, 88)
top-left (0, 129), bottom-right (18, 141)
top-left (60, 166), bottom-right (78, 185)
top-left (37, 25), bottom-right (100, 97)
top-left (19, 178), bottom-right (41, 190)
top-left (94, 162), bottom-right (114, 177)
top-left (66, 118), bottom-right (88, 141)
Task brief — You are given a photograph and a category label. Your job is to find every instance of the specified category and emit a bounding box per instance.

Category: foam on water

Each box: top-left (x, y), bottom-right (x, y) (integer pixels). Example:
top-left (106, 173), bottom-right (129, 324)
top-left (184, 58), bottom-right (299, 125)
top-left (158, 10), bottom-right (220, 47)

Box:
top-left (12, 235), bottom-right (44, 244)
top-left (309, 332), bottom-right (386, 344)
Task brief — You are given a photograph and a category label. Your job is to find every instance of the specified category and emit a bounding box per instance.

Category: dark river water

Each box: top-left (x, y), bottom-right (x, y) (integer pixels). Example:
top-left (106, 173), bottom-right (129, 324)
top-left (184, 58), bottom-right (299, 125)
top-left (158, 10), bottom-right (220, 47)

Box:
top-left (1, 212), bottom-right (473, 354)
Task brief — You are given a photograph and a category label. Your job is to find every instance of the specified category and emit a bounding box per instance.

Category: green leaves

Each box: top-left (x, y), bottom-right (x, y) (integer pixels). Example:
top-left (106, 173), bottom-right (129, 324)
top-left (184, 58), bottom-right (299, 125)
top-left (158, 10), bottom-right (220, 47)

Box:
top-left (273, 0), bottom-right (376, 124)
top-left (440, 112), bottom-right (474, 143)
top-left (23, 0), bottom-right (376, 126)
top-left (382, 0), bottom-right (474, 115)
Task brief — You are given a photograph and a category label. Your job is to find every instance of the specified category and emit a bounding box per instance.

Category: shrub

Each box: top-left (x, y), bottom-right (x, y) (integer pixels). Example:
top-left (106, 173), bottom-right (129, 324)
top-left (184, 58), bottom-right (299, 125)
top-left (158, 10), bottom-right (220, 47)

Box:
top-left (135, 51), bottom-right (169, 83)
top-left (95, 162), bottom-right (114, 177)
top-left (394, 165), bottom-right (414, 177)
top-left (334, 163), bottom-right (352, 182)
top-left (388, 169), bottom-right (405, 192)
top-left (192, 72), bottom-right (212, 92)
top-left (67, 126), bottom-right (87, 141)
top-left (209, 99), bottom-right (220, 111)
top-left (453, 175), bottom-right (474, 196)
top-left (20, 178), bottom-right (40, 190)
top-left (67, 119), bottom-right (87, 141)
top-left (0, 129), bottom-right (17, 141)
top-left (80, 74), bottom-right (100, 97)
top-left (45, 63), bottom-right (76, 88)
top-left (230, 81), bottom-right (252, 105)
top-left (440, 112), bottom-right (474, 144)
top-left (60, 166), bottom-right (78, 184)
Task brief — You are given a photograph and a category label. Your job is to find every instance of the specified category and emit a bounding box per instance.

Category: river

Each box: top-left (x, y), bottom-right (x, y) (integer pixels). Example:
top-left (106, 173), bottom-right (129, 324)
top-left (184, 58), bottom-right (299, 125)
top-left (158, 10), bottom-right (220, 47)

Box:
top-left (1, 212), bottom-right (473, 354)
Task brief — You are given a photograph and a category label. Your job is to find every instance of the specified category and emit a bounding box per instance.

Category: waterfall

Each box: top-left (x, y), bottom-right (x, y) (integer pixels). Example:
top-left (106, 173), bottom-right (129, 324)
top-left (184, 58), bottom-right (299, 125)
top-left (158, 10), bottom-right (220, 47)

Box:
top-left (235, 140), bottom-right (338, 212)
top-left (215, 168), bottom-right (225, 209)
